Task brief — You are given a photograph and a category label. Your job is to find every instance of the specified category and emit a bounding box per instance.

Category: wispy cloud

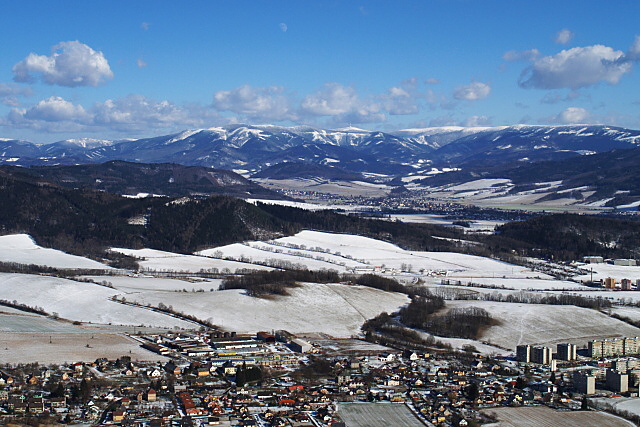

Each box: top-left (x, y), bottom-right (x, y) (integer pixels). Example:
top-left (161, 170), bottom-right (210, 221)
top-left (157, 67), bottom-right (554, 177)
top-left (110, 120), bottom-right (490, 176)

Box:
top-left (453, 81), bottom-right (491, 101)
top-left (503, 49), bottom-right (540, 62)
top-left (555, 29), bottom-right (574, 45)
top-left (0, 83), bottom-right (32, 106)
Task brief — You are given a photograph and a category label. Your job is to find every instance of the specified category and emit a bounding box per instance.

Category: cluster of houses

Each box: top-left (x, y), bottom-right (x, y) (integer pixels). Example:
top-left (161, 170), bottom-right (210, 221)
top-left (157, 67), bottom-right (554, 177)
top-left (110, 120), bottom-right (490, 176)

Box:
top-left (4, 327), bottom-right (640, 425)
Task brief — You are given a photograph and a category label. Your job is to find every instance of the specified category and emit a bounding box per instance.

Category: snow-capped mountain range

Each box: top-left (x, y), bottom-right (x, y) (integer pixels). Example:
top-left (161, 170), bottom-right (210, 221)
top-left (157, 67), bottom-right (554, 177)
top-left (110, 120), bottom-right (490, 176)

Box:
top-left (1, 124), bottom-right (639, 176)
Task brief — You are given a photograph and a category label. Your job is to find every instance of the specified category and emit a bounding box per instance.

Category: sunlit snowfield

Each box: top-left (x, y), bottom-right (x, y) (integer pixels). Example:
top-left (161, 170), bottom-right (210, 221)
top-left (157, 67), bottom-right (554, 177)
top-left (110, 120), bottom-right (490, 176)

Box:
top-left (1, 230), bottom-right (639, 354)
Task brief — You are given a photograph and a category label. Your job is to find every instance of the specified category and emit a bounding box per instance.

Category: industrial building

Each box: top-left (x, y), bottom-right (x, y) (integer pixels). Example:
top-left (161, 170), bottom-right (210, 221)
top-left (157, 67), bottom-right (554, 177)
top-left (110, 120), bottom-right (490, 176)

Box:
top-left (613, 259), bottom-right (637, 266)
top-left (289, 338), bottom-right (312, 353)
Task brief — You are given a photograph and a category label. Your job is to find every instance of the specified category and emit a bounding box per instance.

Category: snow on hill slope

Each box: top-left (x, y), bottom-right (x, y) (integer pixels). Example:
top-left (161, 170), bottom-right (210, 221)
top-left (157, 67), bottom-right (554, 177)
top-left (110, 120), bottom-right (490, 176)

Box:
top-left (0, 234), bottom-right (111, 270)
top-left (448, 300), bottom-right (640, 350)
top-left (199, 230), bottom-right (538, 277)
top-left (130, 282), bottom-right (409, 338)
top-left (109, 247), bottom-right (273, 273)
top-left (3, 124), bottom-right (639, 176)
top-left (0, 273), bottom-right (193, 328)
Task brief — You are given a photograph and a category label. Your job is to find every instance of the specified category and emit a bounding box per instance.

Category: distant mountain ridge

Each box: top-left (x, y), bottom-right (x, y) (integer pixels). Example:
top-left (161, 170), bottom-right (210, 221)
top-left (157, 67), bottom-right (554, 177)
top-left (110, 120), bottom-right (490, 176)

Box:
top-left (2, 124), bottom-right (639, 176)
top-left (415, 145), bottom-right (640, 208)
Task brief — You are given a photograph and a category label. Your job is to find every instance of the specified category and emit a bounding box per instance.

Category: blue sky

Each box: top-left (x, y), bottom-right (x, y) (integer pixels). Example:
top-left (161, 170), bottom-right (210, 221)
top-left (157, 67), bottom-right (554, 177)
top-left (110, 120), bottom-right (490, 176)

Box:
top-left (1, 0), bottom-right (640, 142)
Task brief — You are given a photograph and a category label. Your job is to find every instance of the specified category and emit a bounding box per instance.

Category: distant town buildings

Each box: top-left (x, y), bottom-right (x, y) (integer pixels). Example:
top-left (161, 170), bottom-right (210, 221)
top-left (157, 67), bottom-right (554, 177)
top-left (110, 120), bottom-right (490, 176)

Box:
top-left (606, 369), bottom-right (629, 393)
top-left (289, 338), bottom-right (312, 353)
top-left (516, 345), bottom-right (553, 365)
top-left (516, 345), bottom-right (530, 363)
top-left (589, 337), bottom-right (640, 358)
top-left (557, 343), bottom-right (577, 361)
top-left (573, 371), bottom-right (596, 395)
top-left (621, 278), bottom-right (634, 290)
top-left (531, 346), bottom-right (553, 365)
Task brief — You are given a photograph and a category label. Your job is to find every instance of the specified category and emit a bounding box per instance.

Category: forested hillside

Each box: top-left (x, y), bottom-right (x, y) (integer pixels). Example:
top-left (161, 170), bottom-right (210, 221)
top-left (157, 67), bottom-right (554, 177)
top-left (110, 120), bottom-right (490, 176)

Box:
top-left (0, 161), bottom-right (286, 199)
top-left (3, 166), bottom-right (640, 265)
top-left (486, 214), bottom-right (640, 260)
top-left (0, 170), bottom-right (464, 262)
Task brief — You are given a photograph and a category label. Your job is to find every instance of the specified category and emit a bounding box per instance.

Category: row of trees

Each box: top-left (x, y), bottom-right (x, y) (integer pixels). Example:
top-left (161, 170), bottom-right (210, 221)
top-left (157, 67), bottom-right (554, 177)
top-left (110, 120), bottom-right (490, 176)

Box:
top-left (456, 290), bottom-right (612, 310)
top-left (219, 269), bottom-right (413, 298)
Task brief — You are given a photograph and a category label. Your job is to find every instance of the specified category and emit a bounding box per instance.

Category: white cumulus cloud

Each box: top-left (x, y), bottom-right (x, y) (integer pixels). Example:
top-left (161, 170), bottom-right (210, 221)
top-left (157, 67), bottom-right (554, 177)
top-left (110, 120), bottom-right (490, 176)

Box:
top-left (4, 97), bottom-right (91, 133)
top-left (23, 96), bottom-right (90, 122)
top-left (550, 107), bottom-right (591, 124)
top-left (301, 83), bottom-right (384, 124)
top-left (453, 81), bottom-right (491, 101)
top-left (136, 58), bottom-right (148, 68)
top-left (2, 95), bottom-right (221, 134)
top-left (518, 45), bottom-right (631, 90)
top-left (13, 41), bottom-right (114, 87)
top-left (279, 23), bottom-right (288, 32)
top-left (213, 85), bottom-right (294, 121)
top-left (93, 94), bottom-right (208, 131)
top-left (555, 29), bottom-right (574, 45)
top-left (301, 83), bottom-right (361, 116)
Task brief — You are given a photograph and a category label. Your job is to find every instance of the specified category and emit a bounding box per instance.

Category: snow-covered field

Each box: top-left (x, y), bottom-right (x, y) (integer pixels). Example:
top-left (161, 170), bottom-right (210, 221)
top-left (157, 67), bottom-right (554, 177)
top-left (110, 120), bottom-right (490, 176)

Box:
top-left (4, 229), bottom-right (636, 353)
top-left (0, 270), bottom-right (407, 338)
top-left (413, 178), bottom-right (615, 211)
top-left (130, 282), bottom-right (409, 338)
top-left (483, 406), bottom-right (634, 427)
top-left (549, 289), bottom-right (640, 304)
top-left (388, 214), bottom-right (504, 233)
top-left (416, 330), bottom-right (510, 356)
top-left (446, 300), bottom-right (640, 350)
top-left (439, 277), bottom-right (584, 291)
top-left (253, 177), bottom-right (391, 197)
top-left (246, 198), bottom-right (367, 211)
top-left (610, 306), bottom-right (640, 322)
top-left (199, 242), bottom-right (360, 272)
top-left (0, 234), bottom-right (111, 270)
top-left (82, 275), bottom-right (223, 293)
top-left (591, 397), bottom-right (640, 421)
top-left (0, 273), bottom-right (194, 328)
top-left (110, 247), bottom-right (273, 273)
top-left (199, 230), bottom-right (538, 278)
top-left (0, 332), bottom-right (166, 364)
